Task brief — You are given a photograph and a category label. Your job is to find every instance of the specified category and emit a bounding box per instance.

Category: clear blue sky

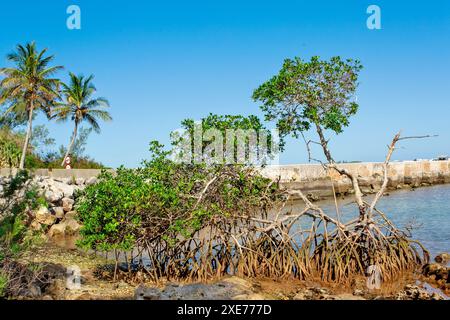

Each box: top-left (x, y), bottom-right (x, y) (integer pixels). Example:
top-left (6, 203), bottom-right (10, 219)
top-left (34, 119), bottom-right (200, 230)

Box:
top-left (1, 0), bottom-right (449, 168)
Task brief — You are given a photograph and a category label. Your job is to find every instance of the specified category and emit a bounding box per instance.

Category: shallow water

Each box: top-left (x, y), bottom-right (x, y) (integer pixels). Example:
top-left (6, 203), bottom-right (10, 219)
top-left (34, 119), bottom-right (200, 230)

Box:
top-left (285, 184), bottom-right (450, 260)
top-left (52, 185), bottom-right (450, 264)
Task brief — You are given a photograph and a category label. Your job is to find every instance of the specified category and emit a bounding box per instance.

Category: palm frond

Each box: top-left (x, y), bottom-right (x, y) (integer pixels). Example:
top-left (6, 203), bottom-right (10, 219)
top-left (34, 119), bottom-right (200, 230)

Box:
top-left (84, 113), bottom-right (101, 133)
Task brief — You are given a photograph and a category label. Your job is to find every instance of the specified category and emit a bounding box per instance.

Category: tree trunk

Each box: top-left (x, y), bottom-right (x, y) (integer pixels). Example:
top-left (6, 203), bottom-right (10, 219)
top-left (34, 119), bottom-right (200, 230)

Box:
top-left (19, 101), bottom-right (34, 170)
top-left (315, 123), bottom-right (334, 163)
top-left (61, 121), bottom-right (78, 167)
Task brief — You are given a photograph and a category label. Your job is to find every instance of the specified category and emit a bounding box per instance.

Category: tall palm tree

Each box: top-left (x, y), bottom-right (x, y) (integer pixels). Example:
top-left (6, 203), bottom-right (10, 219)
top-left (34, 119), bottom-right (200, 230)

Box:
top-left (0, 42), bottom-right (62, 169)
top-left (55, 72), bottom-right (112, 166)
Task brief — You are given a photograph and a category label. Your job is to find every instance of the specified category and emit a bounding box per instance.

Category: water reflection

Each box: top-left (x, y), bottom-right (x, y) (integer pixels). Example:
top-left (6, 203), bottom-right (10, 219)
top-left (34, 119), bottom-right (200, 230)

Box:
top-left (285, 184), bottom-right (450, 259)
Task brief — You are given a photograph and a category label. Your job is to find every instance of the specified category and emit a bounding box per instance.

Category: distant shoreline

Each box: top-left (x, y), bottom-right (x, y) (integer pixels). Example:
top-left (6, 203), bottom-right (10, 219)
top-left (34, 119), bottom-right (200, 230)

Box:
top-left (1, 159), bottom-right (450, 201)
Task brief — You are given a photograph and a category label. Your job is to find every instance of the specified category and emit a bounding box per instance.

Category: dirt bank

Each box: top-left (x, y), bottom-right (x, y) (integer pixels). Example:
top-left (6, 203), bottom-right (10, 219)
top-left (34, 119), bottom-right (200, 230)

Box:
top-left (16, 243), bottom-right (448, 300)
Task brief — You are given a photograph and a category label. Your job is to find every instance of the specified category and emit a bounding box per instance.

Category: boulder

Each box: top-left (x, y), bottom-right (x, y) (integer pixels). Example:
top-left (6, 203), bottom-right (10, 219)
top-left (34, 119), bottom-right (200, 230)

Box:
top-left (394, 284), bottom-right (444, 300)
top-left (423, 263), bottom-right (447, 278)
top-left (64, 218), bottom-right (81, 234)
top-left (61, 197), bottom-right (75, 212)
top-left (65, 211), bottom-right (78, 220)
top-left (48, 217), bottom-right (81, 238)
top-left (52, 181), bottom-right (75, 198)
top-left (435, 253), bottom-right (450, 264)
top-left (135, 276), bottom-right (260, 300)
top-left (30, 220), bottom-right (43, 231)
top-left (75, 178), bottom-right (85, 186)
top-left (332, 293), bottom-right (366, 300)
top-left (35, 206), bottom-right (57, 225)
top-left (48, 223), bottom-right (66, 238)
top-left (86, 177), bottom-right (97, 186)
top-left (50, 207), bottom-right (65, 219)
top-left (44, 189), bottom-right (63, 203)
top-left (54, 177), bottom-right (72, 185)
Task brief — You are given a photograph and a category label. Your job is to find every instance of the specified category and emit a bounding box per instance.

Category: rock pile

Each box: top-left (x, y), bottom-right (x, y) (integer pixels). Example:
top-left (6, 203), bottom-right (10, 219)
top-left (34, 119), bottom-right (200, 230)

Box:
top-left (422, 257), bottom-right (450, 294)
top-left (393, 284), bottom-right (444, 300)
top-left (27, 176), bottom-right (97, 238)
top-left (135, 277), bottom-right (266, 300)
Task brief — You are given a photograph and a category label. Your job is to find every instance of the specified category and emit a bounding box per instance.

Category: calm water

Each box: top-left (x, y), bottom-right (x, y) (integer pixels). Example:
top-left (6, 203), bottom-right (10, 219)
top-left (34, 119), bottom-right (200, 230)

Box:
top-left (286, 184), bottom-right (450, 260)
top-left (56, 185), bottom-right (450, 265)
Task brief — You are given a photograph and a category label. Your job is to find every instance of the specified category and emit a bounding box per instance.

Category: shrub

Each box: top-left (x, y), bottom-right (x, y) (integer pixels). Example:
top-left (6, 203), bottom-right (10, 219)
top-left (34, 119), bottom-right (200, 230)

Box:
top-left (0, 171), bottom-right (46, 298)
top-left (76, 140), bottom-right (283, 280)
top-left (0, 271), bottom-right (7, 298)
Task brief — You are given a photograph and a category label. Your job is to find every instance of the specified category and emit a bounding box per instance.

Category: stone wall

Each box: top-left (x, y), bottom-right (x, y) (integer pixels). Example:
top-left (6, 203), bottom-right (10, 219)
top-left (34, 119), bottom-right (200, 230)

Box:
top-left (0, 168), bottom-right (111, 180)
top-left (260, 160), bottom-right (450, 199)
top-left (1, 160), bottom-right (450, 200)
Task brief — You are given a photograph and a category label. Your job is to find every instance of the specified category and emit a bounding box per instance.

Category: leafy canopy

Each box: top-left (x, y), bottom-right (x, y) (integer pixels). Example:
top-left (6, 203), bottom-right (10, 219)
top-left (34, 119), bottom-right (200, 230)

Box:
top-left (76, 115), bottom-right (280, 252)
top-left (53, 72), bottom-right (112, 132)
top-left (0, 42), bottom-right (62, 117)
top-left (172, 113), bottom-right (277, 164)
top-left (252, 56), bottom-right (363, 144)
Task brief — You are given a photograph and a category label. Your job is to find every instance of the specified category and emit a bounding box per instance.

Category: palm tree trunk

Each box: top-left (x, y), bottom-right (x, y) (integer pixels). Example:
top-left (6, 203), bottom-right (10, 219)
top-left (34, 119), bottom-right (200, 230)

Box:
top-left (19, 101), bottom-right (34, 170)
top-left (61, 121), bottom-right (78, 167)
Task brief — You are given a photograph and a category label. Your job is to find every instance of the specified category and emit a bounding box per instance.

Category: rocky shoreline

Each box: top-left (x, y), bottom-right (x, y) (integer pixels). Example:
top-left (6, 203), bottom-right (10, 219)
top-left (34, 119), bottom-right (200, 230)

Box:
top-left (0, 175), bottom-right (97, 241)
top-left (12, 242), bottom-right (448, 301)
top-left (2, 175), bottom-right (449, 301)
top-left (4, 174), bottom-right (448, 242)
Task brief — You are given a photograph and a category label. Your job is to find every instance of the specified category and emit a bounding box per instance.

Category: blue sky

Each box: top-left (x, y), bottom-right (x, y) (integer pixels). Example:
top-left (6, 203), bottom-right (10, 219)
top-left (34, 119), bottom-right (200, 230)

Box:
top-left (1, 0), bottom-right (449, 167)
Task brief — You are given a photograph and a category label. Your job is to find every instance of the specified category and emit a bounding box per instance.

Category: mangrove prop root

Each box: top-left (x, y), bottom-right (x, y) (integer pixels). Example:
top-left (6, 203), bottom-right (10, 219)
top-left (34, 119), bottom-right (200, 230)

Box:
top-left (109, 186), bottom-right (428, 284)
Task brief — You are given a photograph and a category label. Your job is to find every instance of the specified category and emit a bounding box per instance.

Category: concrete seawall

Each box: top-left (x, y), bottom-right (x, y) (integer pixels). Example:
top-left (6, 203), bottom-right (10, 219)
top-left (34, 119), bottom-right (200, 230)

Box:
top-left (260, 160), bottom-right (450, 199)
top-left (1, 160), bottom-right (450, 200)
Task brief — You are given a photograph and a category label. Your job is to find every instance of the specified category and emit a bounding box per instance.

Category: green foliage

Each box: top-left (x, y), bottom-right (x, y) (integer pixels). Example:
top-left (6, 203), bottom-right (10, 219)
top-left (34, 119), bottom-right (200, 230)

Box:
top-left (0, 125), bottom-right (104, 169)
top-left (0, 42), bottom-right (109, 169)
top-left (0, 171), bottom-right (48, 299)
top-left (172, 113), bottom-right (277, 164)
top-left (0, 170), bottom-right (44, 263)
top-left (0, 271), bottom-right (7, 298)
top-left (30, 125), bottom-right (55, 157)
top-left (0, 129), bottom-right (21, 167)
top-left (76, 168), bottom-right (145, 251)
top-left (76, 115), bottom-right (280, 253)
top-left (54, 73), bottom-right (112, 133)
top-left (0, 42), bottom-right (63, 168)
top-left (0, 42), bottom-right (62, 118)
top-left (57, 127), bottom-right (94, 159)
top-left (252, 56), bottom-right (363, 145)
top-left (0, 102), bottom-right (28, 129)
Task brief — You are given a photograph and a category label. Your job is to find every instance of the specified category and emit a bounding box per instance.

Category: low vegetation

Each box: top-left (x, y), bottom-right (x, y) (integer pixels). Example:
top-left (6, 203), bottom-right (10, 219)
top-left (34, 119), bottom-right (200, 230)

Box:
top-left (0, 47), bottom-right (433, 297)
top-left (0, 171), bottom-right (47, 298)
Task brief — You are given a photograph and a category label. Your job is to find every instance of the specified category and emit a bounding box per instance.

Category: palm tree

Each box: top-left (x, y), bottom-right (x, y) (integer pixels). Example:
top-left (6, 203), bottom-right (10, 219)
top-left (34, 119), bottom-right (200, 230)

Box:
top-left (55, 73), bottom-right (112, 167)
top-left (0, 42), bottom-right (62, 169)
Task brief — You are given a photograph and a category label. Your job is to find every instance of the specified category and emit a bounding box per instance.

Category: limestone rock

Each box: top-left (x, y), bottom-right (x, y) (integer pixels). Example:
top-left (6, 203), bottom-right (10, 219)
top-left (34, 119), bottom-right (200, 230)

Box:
top-left (232, 293), bottom-right (266, 300)
top-left (394, 284), bottom-right (444, 300)
top-left (435, 253), bottom-right (450, 264)
top-left (65, 218), bottom-right (81, 234)
top-left (54, 177), bottom-right (72, 185)
top-left (52, 181), bottom-right (75, 198)
top-left (75, 178), bottom-right (85, 186)
top-left (86, 177), bottom-right (97, 186)
top-left (30, 220), bottom-right (43, 231)
top-left (62, 197), bottom-right (75, 212)
top-left (35, 206), bottom-right (57, 225)
top-left (44, 189), bottom-right (63, 203)
top-left (51, 207), bottom-right (65, 219)
top-left (423, 263), bottom-right (448, 280)
top-left (332, 293), bottom-right (366, 300)
top-left (135, 276), bottom-right (260, 300)
top-left (48, 217), bottom-right (81, 238)
top-left (48, 223), bottom-right (65, 238)
top-left (65, 211), bottom-right (78, 220)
